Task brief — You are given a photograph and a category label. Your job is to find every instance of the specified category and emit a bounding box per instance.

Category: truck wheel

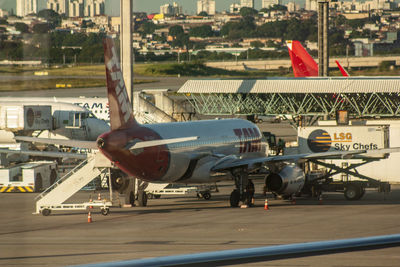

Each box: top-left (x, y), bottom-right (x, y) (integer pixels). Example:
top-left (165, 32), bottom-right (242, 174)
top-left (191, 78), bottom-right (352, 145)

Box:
top-left (101, 208), bottom-right (109, 216)
top-left (344, 185), bottom-right (361, 200)
top-left (138, 190), bottom-right (148, 207)
top-left (230, 190), bottom-right (240, 207)
top-left (42, 209), bottom-right (51, 216)
top-left (202, 192), bottom-right (211, 200)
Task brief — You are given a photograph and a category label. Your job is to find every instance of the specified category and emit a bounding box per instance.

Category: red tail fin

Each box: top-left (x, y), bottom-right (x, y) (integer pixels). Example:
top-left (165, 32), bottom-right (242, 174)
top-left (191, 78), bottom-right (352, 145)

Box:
top-left (287, 40), bottom-right (318, 77)
top-left (335, 60), bottom-right (349, 77)
top-left (103, 37), bottom-right (136, 130)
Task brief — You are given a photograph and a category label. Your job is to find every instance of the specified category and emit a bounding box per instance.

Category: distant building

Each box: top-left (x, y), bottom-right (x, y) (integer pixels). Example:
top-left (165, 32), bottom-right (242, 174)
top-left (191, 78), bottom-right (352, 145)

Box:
top-left (305, 0), bottom-right (317, 11)
top-left (84, 0), bottom-right (105, 17)
top-left (0, 9), bottom-right (9, 18)
top-left (240, 0), bottom-right (254, 8)
top-left (16, 0), bottom-right (38, 17)
top-left (230, 3), bottom-right (242, 13)
top-left (262, 0), bottom-right (281, 9)
top-left (69, 0), bottom-right (84, 17)
top-left (47, 0), bottom-right (68, 16)
top-left (197, 0), bottom-right (215, 15)
top-left (160, 2), bottom-right (182, 16)
top-left (287, 1), bottom-right (300, 12)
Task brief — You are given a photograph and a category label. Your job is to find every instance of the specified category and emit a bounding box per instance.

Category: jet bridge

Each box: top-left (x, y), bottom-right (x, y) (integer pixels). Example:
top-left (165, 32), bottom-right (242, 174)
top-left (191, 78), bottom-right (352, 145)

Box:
top-left (178, 77), bottom-right (400, 125)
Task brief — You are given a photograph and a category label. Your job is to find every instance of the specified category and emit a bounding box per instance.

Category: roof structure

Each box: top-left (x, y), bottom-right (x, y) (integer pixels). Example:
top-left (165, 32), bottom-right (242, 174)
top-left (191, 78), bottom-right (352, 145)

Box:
top-left (178, 78), bottom-right (400, 119)
top-left (178, 77), bottom-right (400, 94)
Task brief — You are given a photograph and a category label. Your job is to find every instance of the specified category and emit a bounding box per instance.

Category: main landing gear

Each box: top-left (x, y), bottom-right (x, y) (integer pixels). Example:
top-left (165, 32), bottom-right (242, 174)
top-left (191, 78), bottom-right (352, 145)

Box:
top-left (230, 169), bottom-right (251, 207)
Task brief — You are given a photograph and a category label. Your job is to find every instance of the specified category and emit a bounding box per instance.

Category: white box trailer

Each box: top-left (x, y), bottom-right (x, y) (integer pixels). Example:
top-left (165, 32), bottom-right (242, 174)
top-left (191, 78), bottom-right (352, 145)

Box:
top-left (0, 105), bottom-right (52, 131)
top-left (0, 161), bottom-right (58, 192)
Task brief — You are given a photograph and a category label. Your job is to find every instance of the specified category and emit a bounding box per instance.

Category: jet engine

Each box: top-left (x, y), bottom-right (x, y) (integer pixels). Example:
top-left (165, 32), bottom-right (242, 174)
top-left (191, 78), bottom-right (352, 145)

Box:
top-left (265, 164), bottom-right (305, 196)
top-left (109, 169), bottom-right (129, 193)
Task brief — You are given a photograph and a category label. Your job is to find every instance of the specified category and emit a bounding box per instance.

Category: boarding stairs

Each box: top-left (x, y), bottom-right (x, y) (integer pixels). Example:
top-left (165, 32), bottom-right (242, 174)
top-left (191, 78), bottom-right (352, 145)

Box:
top-left (35, 152), bottom-right (111, 214)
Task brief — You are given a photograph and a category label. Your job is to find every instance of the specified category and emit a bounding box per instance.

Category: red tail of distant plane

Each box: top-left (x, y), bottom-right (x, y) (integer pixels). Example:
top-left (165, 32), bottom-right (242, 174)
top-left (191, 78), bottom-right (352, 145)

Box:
top-left (103, 37), bottom-right (136, 130)
top-left (335, 60), bottom-right (349, 77)
top-left (287, 40), bottom-right (349, 77)
top-left (287, 40), bottom-right (318, 77)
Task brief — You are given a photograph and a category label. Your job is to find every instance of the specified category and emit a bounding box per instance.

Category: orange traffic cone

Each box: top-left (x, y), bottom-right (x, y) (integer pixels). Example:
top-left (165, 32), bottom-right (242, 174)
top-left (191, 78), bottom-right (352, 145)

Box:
top-left (97, 193), bottom-right (101, 200)
top-left (318, 194), bottom-right (323, 205)
top-left (264, 199), bottom-right (269, 210)
top-left (89, 197), bottom-right (93, 209)
top-left (291, 197), bottom-right (296, 205)
top-left (87, 211), bottom-right (92, 223)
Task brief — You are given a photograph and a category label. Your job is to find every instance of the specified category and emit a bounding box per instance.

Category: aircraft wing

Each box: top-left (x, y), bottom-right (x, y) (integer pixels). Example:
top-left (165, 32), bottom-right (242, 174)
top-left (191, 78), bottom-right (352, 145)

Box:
top-left (211, 147), bottom-right (400, 172)
top-left (76, 233), bottom-right (400, 266)
top-left (0, 148), bottom-right (87, 159)
top-left (15, 136), bottom-right (97, 149)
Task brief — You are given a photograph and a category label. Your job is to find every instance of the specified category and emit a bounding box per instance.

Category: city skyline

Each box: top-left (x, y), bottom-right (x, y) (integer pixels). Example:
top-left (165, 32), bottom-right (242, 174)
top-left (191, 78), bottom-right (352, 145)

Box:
top-left (0, 0), bottom-right (304, 16)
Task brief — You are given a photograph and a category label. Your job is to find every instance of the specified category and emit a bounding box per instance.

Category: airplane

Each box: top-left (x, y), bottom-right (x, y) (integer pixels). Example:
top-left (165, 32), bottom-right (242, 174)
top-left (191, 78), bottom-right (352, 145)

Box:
top-left (14, 37), bottom-right (400, 207)
top-left (287, 40), bottom-right (349, 77)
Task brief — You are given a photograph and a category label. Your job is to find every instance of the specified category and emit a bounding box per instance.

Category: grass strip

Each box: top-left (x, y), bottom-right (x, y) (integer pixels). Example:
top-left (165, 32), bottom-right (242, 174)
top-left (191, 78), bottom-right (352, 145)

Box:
top-left (0, 78), bottom-right (156, 92)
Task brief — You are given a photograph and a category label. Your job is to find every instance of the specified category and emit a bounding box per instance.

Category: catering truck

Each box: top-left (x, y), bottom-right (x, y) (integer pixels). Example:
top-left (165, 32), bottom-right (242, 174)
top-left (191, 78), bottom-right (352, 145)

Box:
top-left (290, 121), bottom-right (396, 200)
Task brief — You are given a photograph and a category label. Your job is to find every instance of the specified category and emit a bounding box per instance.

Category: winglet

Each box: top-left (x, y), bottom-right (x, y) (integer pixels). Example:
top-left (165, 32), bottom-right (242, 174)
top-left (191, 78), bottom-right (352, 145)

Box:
top-left (103, 37), bottom-right (136, 130)
top-left (335, 60), bottom-right (349, 77)
top-left (287, 40), bottom-right (318, 77)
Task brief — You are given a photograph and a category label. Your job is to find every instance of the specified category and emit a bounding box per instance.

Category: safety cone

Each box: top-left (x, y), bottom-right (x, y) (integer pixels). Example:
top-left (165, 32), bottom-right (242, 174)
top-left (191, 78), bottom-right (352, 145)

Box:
top-left (264, 199), bottom-right (269, 210)
top-left (97, 193), bottom-right (101, 201)
top-left (89, 197), bottom-right (93, 209)
top-left (87, 211), bottom-right (93, 223)
top-left (318, 194), bottom-right (323, 204)
top-left (291, 197), bottom-right (296, 205)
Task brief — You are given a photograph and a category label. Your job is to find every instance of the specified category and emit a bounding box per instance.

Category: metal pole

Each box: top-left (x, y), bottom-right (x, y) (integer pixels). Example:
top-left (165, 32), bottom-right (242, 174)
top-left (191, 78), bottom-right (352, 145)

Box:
top-left (120, 0), bottom-right (133, 105)
top-left (323, 1), bottom-right (329, 76)
top-left (318, 2), bottom-right (324, 77)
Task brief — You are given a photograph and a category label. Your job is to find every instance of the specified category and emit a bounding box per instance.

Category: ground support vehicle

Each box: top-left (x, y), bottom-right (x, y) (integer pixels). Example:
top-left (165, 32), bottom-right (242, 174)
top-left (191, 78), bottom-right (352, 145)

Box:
top-left (0, 161), bottom-right (58, 193)
top-left (39, 200), bottom-right (113, 216)
top-left (302, 158), bottom-right (391, 200)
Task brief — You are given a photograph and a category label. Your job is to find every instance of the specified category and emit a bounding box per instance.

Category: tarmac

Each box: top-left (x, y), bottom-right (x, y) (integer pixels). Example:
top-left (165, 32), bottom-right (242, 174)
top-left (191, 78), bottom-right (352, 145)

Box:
top-left (1, 181), bottom-right (400, 267)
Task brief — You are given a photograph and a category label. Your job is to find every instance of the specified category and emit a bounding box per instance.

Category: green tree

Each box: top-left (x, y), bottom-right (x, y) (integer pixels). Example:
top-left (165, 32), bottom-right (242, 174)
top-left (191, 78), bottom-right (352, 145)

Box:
top-left (37, 9), bottom-right (61, 28)
top-left (189, 25), bottom-right (213, 38)
top-left (198, 11), bottom-right (208, 16)
top-left (15, 22), bottom-right (29, 33)
top-left (169, 25), bottom-right (184, 37)
top-left (33, 23), bottom-right (51, 34)
top-left (240, 7), bottom-right (258, 17)
top-left (140, 21), bottom-right (157, 34)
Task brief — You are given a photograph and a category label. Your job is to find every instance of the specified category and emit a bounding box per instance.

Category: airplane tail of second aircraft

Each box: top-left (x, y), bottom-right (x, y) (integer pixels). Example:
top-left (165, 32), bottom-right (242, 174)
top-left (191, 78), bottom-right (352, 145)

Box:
top-left (287, 40), bottom-right (349, 77)
top-left (103, 37), bottom-right (137, 130)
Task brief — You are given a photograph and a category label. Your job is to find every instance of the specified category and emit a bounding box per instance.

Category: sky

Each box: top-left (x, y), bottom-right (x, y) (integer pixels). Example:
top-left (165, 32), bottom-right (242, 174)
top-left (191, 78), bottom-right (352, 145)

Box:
top-left (0, 0), bottom-right (304, 16)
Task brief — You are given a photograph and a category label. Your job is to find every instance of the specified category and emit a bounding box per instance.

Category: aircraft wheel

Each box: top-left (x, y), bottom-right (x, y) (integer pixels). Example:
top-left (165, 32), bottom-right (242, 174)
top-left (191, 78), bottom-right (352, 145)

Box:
top-left (42, 209), bottom-right (51, 216)
top-left (101, 208), bottom-right (109, 216)
top-left (202, 192), bottom-right (211, 200)
top-left (138, 190), bottom-right (148, 207)
top-left (344, 184), bottom-right (361, 200)
top-left (230, 190), bottom-right (240, 207)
